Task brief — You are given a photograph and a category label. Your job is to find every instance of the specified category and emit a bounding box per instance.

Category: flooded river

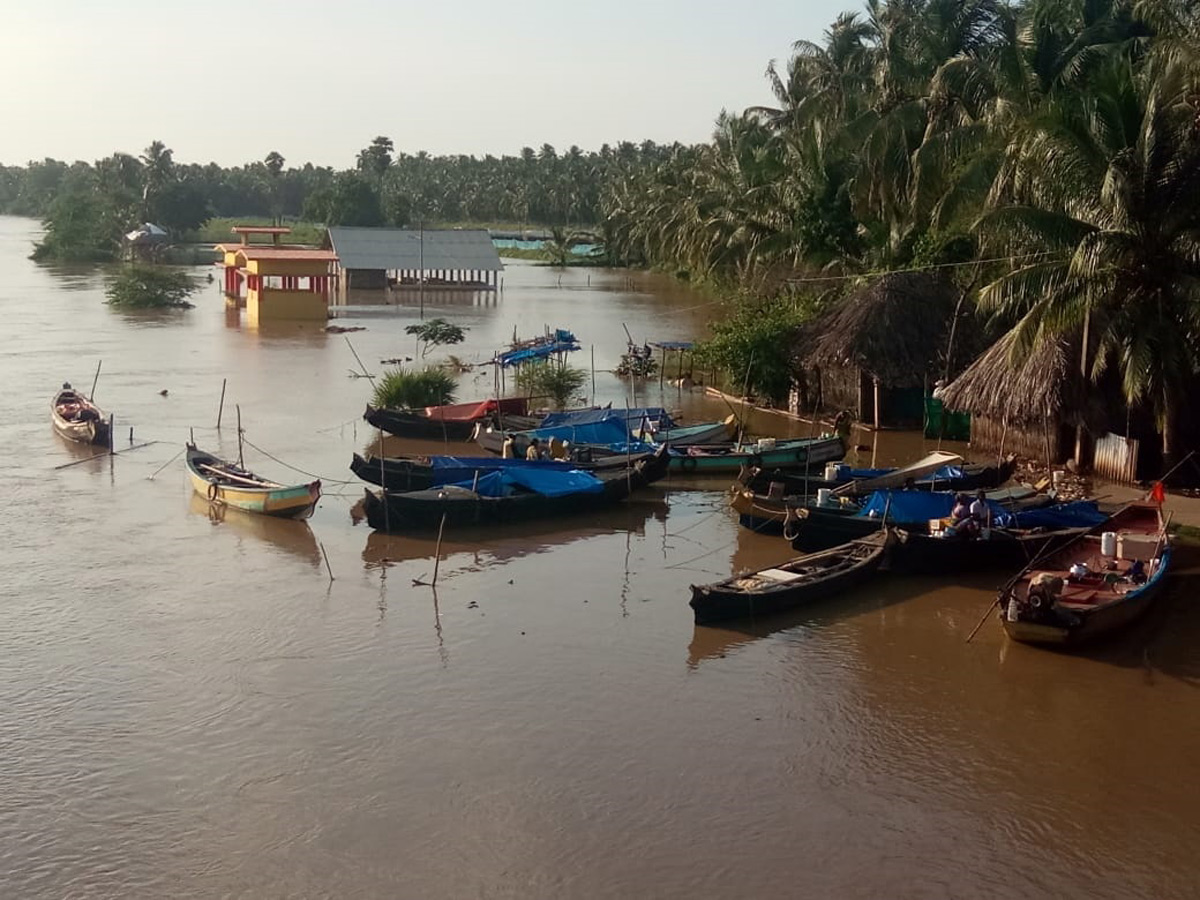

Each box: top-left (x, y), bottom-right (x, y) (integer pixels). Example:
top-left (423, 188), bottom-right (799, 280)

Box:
top-left (2, 215), bottom-right (1198, 898)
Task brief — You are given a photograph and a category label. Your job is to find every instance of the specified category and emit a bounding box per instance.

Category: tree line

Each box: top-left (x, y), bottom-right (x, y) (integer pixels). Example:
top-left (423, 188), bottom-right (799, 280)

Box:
top-left (0, 137), bottom-right (681, 260)
top-left (610, 0), bottom-right (1200, 464)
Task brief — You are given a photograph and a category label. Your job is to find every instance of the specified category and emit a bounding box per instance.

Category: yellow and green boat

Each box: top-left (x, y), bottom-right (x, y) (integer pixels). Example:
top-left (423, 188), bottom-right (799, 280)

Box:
top-left (186, 444), bottom-right (320, 519)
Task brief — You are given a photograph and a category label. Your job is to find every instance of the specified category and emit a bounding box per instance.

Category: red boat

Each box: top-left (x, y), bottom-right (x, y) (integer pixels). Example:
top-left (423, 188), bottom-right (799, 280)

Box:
top-left (999, 502), bottom-right (1171, 647)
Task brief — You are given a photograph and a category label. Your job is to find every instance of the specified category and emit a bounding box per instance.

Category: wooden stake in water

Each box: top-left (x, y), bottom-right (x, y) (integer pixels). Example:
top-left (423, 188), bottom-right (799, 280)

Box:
top-left (591, 344), bottom-right (596, 402)
top-left (320, 541), bottom-right (335, 583)
top-left (89, 360), bottom-right (102, 402)
top-left (216, 377), bottom-right (227, 429)
top-left (236, 404), bottom-right (244, 468)
top-left (108, 414), bottom-right (115, 456)
top-left (431, 512), bottom-right (448, 586)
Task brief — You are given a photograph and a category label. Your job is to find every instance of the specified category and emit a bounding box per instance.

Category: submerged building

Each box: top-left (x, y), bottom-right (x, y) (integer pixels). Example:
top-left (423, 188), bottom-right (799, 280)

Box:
top-left (323, 227), bottom-right (503, 292)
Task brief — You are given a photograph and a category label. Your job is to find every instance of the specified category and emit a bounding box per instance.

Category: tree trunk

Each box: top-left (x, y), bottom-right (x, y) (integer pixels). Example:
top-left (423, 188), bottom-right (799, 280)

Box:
top-left (1162, 383), bottom-right (1180, 479)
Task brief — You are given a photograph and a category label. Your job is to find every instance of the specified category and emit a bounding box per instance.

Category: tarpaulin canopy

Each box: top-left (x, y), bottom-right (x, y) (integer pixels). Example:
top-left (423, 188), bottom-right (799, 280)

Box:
top-left (427, 456), bottom-right (581, 486)
top-left (423, 398), bottom-right (527, 421)
top-left (856, 490), bottom-right (1016, 525)
top-left (445, 467), bottom-right (603, 497)
top-left (540, 407), bottom-right (674, 429)
top-left (1006, 500), bottom-right (1106, 529)
top-left (856, 492), bottom-right (1106, 530)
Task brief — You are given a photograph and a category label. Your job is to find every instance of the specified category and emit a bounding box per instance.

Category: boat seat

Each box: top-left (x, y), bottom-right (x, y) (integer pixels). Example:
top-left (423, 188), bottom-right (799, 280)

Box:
top-left (756, 568), bottom-right (801, 583)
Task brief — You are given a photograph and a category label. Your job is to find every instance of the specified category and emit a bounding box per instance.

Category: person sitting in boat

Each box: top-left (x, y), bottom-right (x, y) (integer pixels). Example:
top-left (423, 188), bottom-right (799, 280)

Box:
top-left (502, 433), bottom-right (517, 459)
top-left (950, 493), bottom-right (980, 539)
top-left (525, 437), bottom-right (544, 461)
top-left (969, 490), bottom-right (991, 529)
top-left (548, 437), bottom-right (569, 460)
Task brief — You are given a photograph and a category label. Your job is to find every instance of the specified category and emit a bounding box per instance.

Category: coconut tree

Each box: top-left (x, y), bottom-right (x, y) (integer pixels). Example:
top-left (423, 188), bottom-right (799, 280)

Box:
top-left (976, 56), bottom-right (1200, 465)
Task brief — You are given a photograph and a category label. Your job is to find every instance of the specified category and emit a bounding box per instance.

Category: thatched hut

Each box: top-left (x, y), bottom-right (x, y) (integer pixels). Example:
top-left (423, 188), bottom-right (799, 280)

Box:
top-left (800, 272), bottom-right (960, 428)
top-left (938, 326), bottom-right (1103, 463)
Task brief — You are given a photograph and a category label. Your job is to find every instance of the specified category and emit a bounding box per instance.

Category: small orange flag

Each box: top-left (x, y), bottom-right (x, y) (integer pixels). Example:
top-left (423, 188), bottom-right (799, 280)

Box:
top-left (1150, 481), bottom-right (1165, 504)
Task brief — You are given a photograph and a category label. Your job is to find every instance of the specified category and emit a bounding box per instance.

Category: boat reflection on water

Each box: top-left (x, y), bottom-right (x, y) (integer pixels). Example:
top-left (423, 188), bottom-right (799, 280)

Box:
top-left (188, 493), bottom-right (322, 567)
top-left (360, 492), bottom-right (669, 569)
top-left (685, 570), bottom-right (956, 669)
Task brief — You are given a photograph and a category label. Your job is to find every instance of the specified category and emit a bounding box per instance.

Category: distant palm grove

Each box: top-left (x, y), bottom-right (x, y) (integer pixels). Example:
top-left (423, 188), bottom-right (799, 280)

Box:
top-left (3, 0), bottom-right (1199, 466)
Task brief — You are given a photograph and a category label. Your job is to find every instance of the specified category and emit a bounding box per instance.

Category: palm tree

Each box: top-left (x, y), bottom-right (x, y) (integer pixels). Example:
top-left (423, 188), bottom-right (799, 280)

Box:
top-left (139, 140), bottom-right (174, 222)
top-left (977, 56), bottom-right (1200, 464)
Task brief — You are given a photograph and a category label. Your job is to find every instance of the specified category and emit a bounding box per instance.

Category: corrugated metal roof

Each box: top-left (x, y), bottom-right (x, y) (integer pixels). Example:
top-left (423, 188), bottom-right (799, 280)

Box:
top-left (326, 227), bottom-right (503, 272)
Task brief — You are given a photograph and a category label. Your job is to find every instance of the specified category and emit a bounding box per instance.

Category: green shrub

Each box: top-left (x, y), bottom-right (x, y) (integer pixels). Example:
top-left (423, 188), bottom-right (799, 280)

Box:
top-left (105, 265), bottom-right (197, 308)
top-left (514, 361), bottom-right (587, 409)
top-left (372, 367), bottom-right (457, 409)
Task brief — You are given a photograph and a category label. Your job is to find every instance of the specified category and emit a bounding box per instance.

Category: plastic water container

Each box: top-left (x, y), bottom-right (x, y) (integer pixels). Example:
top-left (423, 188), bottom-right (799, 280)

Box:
top-left (1100, 531), bottom-right (1117, 557)
top-left (756, 437), bottom-right (776, 452)
top-left (816, 488), bottom-right (833, 506)
top-left (824, 463), bottom-right (840, 481)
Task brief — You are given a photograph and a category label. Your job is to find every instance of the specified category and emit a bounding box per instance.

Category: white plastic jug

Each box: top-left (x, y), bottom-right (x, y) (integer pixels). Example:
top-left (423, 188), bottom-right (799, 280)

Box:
top-left (1100, 531), bottom-right (1117, 557)
top-left (817, 488), bottom-right (833, 506)
top-left (824, 463), bottom-right (840, 481)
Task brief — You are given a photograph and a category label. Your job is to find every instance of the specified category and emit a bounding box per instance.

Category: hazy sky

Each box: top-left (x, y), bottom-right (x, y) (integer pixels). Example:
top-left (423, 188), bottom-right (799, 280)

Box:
top-left (0, 0), bottom-right (853, 168)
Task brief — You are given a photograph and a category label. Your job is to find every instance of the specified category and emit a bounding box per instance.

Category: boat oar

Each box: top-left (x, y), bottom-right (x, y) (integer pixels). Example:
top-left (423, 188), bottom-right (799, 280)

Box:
top-left (89, 359), bottom-right (102, 402)
top-left (964, 599), bottom-right (1000, 644)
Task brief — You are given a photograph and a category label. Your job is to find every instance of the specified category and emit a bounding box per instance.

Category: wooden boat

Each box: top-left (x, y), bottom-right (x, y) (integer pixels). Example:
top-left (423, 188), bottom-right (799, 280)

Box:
top-left (689, 531), bottom-right (892, 625)
top-left (998, 502), bottom-right (1171, 647)
top-left (888, 525), bottom-right (1092, 575)
top-left (670, 435), bottom-right (845, 476)
top-left (784, 485), bottom-right (1053, 551)
top-left (365, 397), bottom-right (529, 441)
top-left (637, 414), bottom-right (738, 446)
top-left (472, 414), bottom-right (733, 459)
top-left (743, 454), bottom-right (1016, 497)
top-left (350, 449), bottom-right (654, 492)
top-left (186, 444), bottom-right (321, 519)
top-left (363, 446), bottom-right (671, 532)
top-left (51, 383), bottom-right (110, 446)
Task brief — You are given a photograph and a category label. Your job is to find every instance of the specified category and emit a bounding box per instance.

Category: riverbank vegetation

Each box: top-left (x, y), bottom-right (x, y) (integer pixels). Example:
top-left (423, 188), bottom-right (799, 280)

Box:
top-left (371, 368), bottom-right (457, 410)
top-left (105, 266), bottom-right (197, 309)
top-left (514, 361), bottom-right (588, 410)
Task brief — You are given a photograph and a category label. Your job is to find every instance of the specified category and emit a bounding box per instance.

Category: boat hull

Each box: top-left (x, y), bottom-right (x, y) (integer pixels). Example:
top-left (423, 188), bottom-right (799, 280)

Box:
top-left (363, 448), bottom-right (670, 533)
top-left (51, 389), bottom-right (110, 446)
top-left (364, 406), bottom-right (479, 441)
top-left (689, 534), bottom-right (889, 625)
top-left (888, 528), bottom-right (1088, 575)
top-left (187, 447), bottom-right (320, 519)
top-left (744, 457), bottom-right (1017, 497)
top-left (350, 451), bottom-right (654, 492)
top-left (671, 436), bottom-right (844, 476)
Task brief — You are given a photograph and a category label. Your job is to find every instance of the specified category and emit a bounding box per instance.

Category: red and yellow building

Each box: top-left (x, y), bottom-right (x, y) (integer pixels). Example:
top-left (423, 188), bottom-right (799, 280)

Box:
top-left (216, 226), bottom-right (338, 326)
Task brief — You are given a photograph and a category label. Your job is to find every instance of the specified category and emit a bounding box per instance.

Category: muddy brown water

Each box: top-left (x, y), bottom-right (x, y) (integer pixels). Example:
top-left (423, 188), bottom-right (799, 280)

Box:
top-left (2, 215), bottom-right (1198, 899)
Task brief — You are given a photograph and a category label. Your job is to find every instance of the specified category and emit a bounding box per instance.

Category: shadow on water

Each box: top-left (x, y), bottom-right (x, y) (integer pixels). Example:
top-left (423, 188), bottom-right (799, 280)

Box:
top-left (685, 570), bottom-right (951, 669)
top-left (188, 493), bottom-right (322, 568)
top-left (359, 493), bottom-right (670, 567)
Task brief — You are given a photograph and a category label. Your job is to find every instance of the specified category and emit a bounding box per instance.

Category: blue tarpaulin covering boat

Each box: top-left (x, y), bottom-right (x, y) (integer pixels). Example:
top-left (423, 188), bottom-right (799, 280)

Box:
top-left (540, 407), bottom-right (673, 429)
top-left (856, 492), bottom-right (1106, 530)
top-left (444, 467), bottom-right (605, 498)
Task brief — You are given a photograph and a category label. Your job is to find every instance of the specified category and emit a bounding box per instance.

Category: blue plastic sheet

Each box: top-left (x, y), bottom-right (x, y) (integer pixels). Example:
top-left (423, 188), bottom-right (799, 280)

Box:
top-left (855, 492), bottom-right (1107, 530)
top-left (540, 407), bottom-right (674, 429)
top-left (520, 418), bottom-right (633, 447)
top-left (445, 467), bottom-right (604, 497)
top-left (426, 456), bottom-right (579, 487)
top-left (1007, 500), bottom-right (1107, 529)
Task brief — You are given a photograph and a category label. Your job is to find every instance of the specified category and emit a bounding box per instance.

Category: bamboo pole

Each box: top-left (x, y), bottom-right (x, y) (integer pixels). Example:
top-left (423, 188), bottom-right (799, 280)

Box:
top-left (320, 542), bottom-right (335, 583)
top-left (89, 360), bottom-right (102, 402)
top-left (431, 512), bottom-right (447, 586)
top-left (216, 378), bottom-right (227, 429)
top-left (236, 405), bottom-right (244, 468)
